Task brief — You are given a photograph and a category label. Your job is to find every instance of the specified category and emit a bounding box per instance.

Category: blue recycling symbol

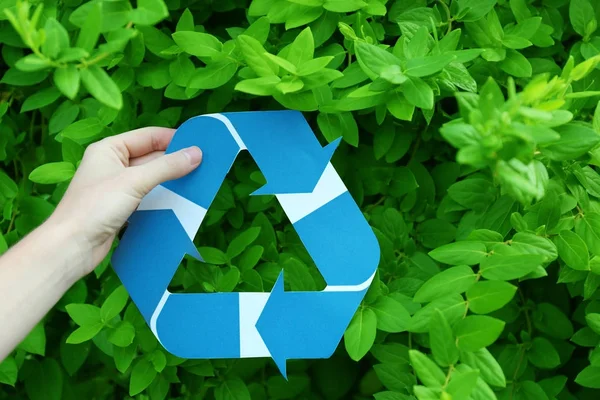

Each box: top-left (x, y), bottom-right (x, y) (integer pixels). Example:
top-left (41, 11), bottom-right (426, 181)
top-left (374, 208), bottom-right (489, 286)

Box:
top-left (111, 111), bottom-right (380, 376)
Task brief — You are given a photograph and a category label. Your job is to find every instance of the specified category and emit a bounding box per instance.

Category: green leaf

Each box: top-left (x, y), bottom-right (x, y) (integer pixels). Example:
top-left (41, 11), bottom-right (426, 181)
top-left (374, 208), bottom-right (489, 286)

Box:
top-left (18, 323), bottom-right (46, 355)
top-left (498, 49), bottom-right (532, 78)
top-left (172, 31), bottom-right (222, 58)
top-left (404, 54), bottom-right (456, 78)
top-left (528, 337), bottom-right (561, 369)
top-left (60, 341), bottom-right (90, 376)
top-left (286, 27), bottom-right (315, 65)
top-left (428, 241), bottom-right (488, 265)
top-left (454, 316), bottom-right (505, 352)
top-left (429, 310), bottom-right (458, 367)
top-left (24, 359), bottom-right (62, 400)
top-left (556, 230), bottom-right (589, 271)
top-left (237, 35), bottom-right (278, 77)
top-left (80, 66), bottom-right (123, 110)
top-left (21, 87), bottom-right (61, 112)
top-left (317, 112), bottom-right (359, 147)
top-left (66, 303), bottom-right (102, 326)
top-left (511, 232), bottom-right (557, 262)
top-left (214, 377), bottom-right (251, 400)
top-left (570, 0), bottom-right (597, 37)
top-left (235, 76), bottom-right (280, 96)
top-left (107, 321), bottom-right (136, 347)
top-left (114, 344), bottom-right (137, 373)
top-left (62, 138), bottom-right (85, 165)
top-left (408, 350), bottom-right (445, 387)
top-left (344, 307), bottom-right (377, 361)
top-left (414, 265), bottom-right (477, 303)
top-left (576, 366), bottom-right (600, 388)
top-left (466, 281), bottom-right (517, 314)
top-left (0, 357), bottom-right (18, 386)
top-left (42, 18), bottom-right (69, 59)
top-left (323, 0), bottom-right (366, 13)
top-left (15, 54), bottom-right (52, 72)
top-left (371, 296), bottom-right (411, 332)
top-left (226, 227), bottom-right (261, 259)
top-left (460, 348), bottom-right (506, 387)
top-left (410, 294), bottom-right (467, 333)
top-left (575, 213), bottom-right (600, 256)
top-left (199, 247), bottom-right (228, 264)
top-left (354, 41), bottom-right (401, 79)
top-left (76, 2), bottom-right (102, 52)
top-left (50, 101), bottom-right (80, 134)
top-left (101, 285), bottom-right (129, 322)
top-left (541, 122), bottom-right (600, 161)
top-left (447, 179), bottom-right (495, 211)
top-left (130, 358), bottom-right (158, 396)
top-left (131, 0), bottom-right (169, 25)
top-left (586, 313), bottom-right (600, 334)
top-left (62, 118), bottom-right (105, 144)
top-left (456, 0), bottom-right (497, 22)
top-left (533, 303), bottom-right (574, 340)
top-left (54, 66), bottom-right (80, 100)
top-left (29, 162), bottom-right (75, 184)
top-left (447, 369), bottom-right (479, 400)
top-left (297, 57), bottom-right (332, 76)
top-left (479, 254), bottom-right (545, 280)
top-left (176, 8), bottom-right (194, 32)
top-left (401, 76), bottom-right (434, 109)
top-left (373, 364), bottom-right (415, 392)
top-left (66, 323), bottom-right (103, 344)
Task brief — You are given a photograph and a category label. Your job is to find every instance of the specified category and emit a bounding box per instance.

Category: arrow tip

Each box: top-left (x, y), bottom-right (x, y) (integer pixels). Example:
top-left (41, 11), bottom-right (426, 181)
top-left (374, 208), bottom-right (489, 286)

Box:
top-left (259, 271), bottom-right (289, 378)
top-left (251, 137), bottom-right (342, 196)
top-left (320, 137), bottom-right (342, 163)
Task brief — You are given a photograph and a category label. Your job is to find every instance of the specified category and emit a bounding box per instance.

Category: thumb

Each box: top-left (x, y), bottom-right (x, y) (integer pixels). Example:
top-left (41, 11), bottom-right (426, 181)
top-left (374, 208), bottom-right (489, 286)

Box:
top-left (125, 146), bottom-right (202, 195)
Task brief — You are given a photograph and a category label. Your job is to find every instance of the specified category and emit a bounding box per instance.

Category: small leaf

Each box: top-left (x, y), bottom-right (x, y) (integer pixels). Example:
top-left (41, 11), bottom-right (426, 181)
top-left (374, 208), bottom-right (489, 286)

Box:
top-left (101, 285), bottom-right (129, 322)
top-left (172, 31), bottom-right (222, 58)
top-left (455, 316), bottom-right (505, 352)
top-left (371, 296), bottom-right (411, 333)
top-left (344, 307), bottom-right (377, 361)
top-left (65, 304), bottom-right (101, 326)
top-left (556, 230), bottom-right (589, 271)
top-left (54, 66), bottom-right (80, 100)
top-left (214, 377), bottom-right (251, 400)
top-left (80, 66), bottom-right (123, 109)
top-left (428, 241), bottom-right (488, 265)
top-left (466, 281), bottom-right (517, 314)
top-left (0, 357), bottom-right (18, 386)
top-left (430, 310), bottom-right (458, 367)
top-left (130, 358), bottom-right (158, 396)
top-left (575, 366), bottom-right (600, 389)
top-left (409, 350), bottom-right (445, 387)
top-left (29, 162), bottom-right (75, 184)
top-left (414, 265), bottom-right (477, 303)
top-left (479, 254), bottom-right (545, 280)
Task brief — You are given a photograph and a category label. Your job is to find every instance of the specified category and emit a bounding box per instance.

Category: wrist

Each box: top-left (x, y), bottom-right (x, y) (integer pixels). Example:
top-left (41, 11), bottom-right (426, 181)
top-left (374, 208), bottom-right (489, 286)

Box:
top-left (37, 215), bottom-right (95, 285)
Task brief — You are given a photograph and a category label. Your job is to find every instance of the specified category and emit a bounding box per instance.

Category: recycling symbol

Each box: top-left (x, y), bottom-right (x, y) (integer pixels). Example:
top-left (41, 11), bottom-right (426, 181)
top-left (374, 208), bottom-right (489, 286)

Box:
top-left (111, 111), bottom-right (380, 376)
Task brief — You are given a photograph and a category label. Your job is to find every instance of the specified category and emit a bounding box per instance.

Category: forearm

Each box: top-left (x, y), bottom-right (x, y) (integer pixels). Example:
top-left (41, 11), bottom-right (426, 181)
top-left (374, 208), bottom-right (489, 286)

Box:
top-left (0, 218), bottom-right (86, 361)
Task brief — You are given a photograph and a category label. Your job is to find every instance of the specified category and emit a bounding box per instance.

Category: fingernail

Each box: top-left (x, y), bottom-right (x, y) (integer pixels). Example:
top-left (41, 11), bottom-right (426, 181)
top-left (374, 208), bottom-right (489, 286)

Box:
top-left (183, 146), bottom-right (202, 165)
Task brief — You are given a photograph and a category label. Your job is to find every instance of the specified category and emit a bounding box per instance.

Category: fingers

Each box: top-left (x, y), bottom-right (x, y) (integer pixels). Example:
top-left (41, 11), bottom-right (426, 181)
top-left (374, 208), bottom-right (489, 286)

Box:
top-left (104, 127), bottom-right (176, 159)
top-left (124, 146), bottom-right (202, 196)
top-left (129, 151), bottom-right (165, 166)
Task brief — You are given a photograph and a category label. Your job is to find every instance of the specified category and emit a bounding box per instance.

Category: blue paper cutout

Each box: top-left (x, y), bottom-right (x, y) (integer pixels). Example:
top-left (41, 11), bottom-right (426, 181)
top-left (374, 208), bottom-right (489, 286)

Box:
top-left (111, 111), bottom-right (380, 377)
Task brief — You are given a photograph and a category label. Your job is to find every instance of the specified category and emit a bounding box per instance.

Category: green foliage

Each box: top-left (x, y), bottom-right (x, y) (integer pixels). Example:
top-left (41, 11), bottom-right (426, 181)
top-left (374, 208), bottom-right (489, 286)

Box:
top-left (3, 0), bottom-right (600, 398)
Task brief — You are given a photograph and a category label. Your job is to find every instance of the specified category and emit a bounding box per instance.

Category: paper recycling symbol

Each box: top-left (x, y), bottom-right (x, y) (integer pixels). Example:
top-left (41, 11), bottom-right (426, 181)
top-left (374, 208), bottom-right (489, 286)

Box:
top-left (111, 111), bottom-right (380, 376)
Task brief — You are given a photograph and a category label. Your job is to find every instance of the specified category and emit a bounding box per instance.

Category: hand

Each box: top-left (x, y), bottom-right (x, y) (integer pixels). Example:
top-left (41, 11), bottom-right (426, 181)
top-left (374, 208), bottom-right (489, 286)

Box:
top-left (49, 127), bottom-right (202, 279)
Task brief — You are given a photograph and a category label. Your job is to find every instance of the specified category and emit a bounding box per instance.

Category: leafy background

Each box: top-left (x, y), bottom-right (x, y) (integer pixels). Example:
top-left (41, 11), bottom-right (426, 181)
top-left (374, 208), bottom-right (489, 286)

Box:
top-left (3, 0), bottom-right (600, 398)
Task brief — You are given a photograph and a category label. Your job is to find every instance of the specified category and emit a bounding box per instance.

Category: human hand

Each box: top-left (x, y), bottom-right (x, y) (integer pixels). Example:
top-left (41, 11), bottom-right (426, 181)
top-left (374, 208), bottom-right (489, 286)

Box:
top-left (49, 127), bottom-right (202, 279)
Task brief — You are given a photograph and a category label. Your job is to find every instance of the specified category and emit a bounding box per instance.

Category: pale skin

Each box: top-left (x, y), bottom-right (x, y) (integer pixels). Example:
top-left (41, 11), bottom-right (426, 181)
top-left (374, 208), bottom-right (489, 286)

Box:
top-left (0, 127), bottom-right (202, 361)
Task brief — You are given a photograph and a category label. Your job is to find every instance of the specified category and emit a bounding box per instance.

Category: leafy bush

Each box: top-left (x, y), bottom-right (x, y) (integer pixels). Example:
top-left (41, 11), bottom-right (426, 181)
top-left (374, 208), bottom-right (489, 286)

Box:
top-left (3, 0), bottom-right (600, 398)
